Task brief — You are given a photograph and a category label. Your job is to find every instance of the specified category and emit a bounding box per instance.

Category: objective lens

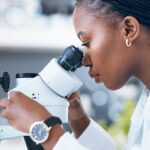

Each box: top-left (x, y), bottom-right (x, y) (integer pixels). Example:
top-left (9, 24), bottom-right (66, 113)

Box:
top-left (58, 45), bottom-right (83, 71)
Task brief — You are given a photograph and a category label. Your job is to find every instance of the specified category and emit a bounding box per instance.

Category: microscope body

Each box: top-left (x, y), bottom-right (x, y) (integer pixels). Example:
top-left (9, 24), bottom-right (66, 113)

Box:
top-left (0, 58), bottom-right (83, 140)
top-left (13, 58), bottom-right (82, 121)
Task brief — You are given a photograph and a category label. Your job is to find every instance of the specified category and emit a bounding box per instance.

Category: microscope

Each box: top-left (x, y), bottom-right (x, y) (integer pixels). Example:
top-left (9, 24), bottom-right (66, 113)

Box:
top-left (0, 72), bottom-right (10, 93)
top-left (0, 45), bottom-right (83, 140)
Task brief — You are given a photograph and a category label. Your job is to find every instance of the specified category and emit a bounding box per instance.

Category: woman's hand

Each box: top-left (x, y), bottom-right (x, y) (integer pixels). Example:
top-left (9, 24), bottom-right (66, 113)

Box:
top-left (68, 92), bottom-right (90, 138)
top-left (0, 91), bottom-right (64, 150)
top-left (0, 91), bottom-right (52, 133)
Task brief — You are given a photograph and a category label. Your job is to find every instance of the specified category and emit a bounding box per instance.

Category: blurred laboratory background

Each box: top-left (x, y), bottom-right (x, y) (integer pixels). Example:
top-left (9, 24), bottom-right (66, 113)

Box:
top-left (0, 0), bottom-right (144, 149)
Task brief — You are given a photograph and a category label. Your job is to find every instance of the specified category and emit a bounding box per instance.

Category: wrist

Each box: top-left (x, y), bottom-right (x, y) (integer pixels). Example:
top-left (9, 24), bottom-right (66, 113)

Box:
top-left (42, 124), bottom-right (65, 150)
top-left (29, 116), bottom-right (63, 150)
top-left (70, 115), bottom-right (90, 138)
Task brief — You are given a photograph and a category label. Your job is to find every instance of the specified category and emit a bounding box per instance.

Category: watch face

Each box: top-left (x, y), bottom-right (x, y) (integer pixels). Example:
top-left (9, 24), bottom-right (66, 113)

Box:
top-left (30, 122), bottom-right (50, 144)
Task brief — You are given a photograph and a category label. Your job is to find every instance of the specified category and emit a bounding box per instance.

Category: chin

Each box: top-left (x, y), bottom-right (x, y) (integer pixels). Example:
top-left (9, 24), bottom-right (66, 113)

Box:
top-left (104, 82), bottom-right (124, 90)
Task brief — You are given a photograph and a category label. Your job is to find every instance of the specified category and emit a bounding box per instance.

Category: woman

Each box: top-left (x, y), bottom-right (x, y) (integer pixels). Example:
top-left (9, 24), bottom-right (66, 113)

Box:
top-left (0, 0), bottom-right (150, 150)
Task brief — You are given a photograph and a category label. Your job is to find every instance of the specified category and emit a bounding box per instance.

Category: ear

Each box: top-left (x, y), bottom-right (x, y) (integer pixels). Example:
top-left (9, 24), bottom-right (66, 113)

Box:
top-left (121, 16), bottom-right (140, 42)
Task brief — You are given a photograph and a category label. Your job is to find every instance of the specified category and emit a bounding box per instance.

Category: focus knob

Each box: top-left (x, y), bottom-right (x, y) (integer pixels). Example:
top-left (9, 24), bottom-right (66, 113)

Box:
top-left (0, 72), bottom-right (10, 92)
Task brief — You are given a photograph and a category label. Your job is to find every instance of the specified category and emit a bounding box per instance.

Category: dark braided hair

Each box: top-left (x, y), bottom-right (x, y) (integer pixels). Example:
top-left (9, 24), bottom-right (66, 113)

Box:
top-left (75, 0), bottom-right (150, 28)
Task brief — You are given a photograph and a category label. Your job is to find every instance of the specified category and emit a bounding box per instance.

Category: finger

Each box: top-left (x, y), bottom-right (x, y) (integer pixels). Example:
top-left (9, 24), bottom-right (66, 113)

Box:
top-left (0, 108), bottom-right (10, 119)
top-left (69, 99), bottom-right (81, 108)
top-left (0, 99), bottom-right (11, 119)
top-left (9, 91), bottom-right (31, 102)
top-left (0, 109), bottom-right (7, 117)
top-left (68, 92), bottom-right (80, 101)
top-left (68, 94), bottom-right (81, 108)
top-left (9, 91), bottom-right (22, 98)
top-left (0, 99), bottom-right (10, 108)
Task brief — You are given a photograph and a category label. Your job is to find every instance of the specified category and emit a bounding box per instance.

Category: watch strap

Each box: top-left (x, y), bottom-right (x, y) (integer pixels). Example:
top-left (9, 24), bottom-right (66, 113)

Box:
top-left (44, 116), bottom-right (62, 127)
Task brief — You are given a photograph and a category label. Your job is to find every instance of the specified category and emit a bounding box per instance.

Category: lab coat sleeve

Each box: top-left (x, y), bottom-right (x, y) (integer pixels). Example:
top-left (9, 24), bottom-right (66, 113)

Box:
top-left (53, 119), bottom-right (116, 150)
top-left (53, 132), bottom-right (90, 150)
top-left (77, 119), bottom-right (116, 150)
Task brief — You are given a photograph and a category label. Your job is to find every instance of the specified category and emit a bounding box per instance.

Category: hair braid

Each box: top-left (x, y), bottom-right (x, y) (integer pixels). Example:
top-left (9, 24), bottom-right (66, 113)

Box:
top-left (75, 0), bottom-right (150, 28)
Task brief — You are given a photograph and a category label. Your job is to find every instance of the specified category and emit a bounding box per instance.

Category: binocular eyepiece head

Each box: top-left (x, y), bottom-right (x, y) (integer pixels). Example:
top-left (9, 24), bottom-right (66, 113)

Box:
top-left (0, 46), bottom-right (82, 92)
top-left (0, 72), bottom-right (10, 92)
top-left (58, 45), bottom-right (83, 72)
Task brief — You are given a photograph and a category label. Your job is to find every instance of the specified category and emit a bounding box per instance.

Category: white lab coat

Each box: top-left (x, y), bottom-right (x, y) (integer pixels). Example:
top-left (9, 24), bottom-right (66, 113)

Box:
top-left (1, 87), bottom-right (150, 150)
top-left (53, 87), bottom-right (150, 150)
top-left (54, 119), bottom-right (116, 150)
top-left (126, 87), bottom-right (150, 150)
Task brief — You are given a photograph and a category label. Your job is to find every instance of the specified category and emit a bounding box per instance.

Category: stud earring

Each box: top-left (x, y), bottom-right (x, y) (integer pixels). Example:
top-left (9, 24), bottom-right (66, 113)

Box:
top-left (126, 38), bottom-right (132, 47)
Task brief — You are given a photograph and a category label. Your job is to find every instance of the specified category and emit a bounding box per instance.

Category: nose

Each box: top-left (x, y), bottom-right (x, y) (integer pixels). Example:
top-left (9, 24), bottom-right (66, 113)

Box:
top-left (88, 67), bottom-right (97, 78)
top-left (82, 53), bottom-right (97, 78)
top-left (82, 53), bottom-right (92, 68)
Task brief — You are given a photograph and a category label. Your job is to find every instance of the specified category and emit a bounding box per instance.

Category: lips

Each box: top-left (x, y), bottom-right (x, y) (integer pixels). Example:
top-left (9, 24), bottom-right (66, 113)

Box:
top-left (88, 69), bottom-right (102, 83)
top-left (89, 73), bottom-right (102, 83)
top-left (94, 75), bottom-right (102, 83)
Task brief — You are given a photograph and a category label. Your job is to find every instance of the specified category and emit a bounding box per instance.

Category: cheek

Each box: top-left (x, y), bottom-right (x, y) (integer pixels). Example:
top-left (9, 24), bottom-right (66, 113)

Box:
top-left (89, 41), bottom-right (130, 89)
top-left (90, 41), bottom-right (114, 71)
top-left (90, 33), bottom-right (115, 63)
top-left (90, 32), bottom-right (125, 71)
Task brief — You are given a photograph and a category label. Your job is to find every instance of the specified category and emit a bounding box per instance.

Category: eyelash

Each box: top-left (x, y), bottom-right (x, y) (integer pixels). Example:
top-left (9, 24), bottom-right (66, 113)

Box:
top-left (81, 41), bottom-right (90, 48)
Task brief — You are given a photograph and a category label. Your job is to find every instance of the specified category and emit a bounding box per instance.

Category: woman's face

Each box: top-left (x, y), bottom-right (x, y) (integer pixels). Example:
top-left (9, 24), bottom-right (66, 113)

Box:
top-left (73, 7), bottom-right (136, 90)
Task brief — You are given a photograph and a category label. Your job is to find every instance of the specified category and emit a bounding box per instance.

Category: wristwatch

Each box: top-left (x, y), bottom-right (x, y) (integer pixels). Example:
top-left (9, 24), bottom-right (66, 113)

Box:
top-left (29, 116), bottom-right (62, 144)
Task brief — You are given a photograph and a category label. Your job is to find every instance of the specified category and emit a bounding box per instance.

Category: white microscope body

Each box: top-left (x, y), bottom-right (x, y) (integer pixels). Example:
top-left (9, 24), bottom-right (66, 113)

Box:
top-left (0, 46), bottom-right (83, 140)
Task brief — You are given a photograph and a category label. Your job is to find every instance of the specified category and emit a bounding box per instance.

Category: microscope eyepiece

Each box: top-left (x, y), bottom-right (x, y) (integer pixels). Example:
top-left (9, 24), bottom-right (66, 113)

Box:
top-left (0, 72), bottom-right (10, 92)
top-left (58, 45), bottom-right (83, 72)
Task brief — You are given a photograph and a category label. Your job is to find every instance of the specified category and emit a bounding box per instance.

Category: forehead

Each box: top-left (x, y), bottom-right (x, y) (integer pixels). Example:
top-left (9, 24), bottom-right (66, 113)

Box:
top-left (73, 7), bottom-right (109, 35)
top-left (73, 7), bottom-right (98, 28)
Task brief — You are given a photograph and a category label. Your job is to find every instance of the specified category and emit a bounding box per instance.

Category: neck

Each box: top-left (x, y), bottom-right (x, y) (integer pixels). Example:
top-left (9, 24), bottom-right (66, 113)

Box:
top-left (136, 48), bottom-right (150, 89)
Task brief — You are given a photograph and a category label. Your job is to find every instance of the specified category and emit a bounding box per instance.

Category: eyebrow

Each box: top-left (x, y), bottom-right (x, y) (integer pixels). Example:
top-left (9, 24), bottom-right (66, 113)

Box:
top-left (77, 31), bottom-right (86, 39)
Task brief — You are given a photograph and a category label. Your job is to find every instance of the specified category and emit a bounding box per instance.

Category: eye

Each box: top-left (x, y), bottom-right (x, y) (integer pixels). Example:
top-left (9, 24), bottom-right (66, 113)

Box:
top-left (81, 41), bottom-right (90, 48)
